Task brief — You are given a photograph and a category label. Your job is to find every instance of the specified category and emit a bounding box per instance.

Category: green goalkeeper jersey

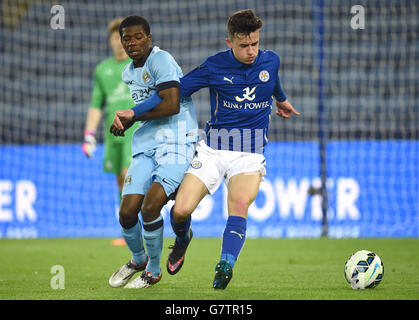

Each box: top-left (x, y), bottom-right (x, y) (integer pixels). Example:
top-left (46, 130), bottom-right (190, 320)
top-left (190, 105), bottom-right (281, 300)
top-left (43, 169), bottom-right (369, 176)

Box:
top-left (90, 56), bottom-right (136, 143)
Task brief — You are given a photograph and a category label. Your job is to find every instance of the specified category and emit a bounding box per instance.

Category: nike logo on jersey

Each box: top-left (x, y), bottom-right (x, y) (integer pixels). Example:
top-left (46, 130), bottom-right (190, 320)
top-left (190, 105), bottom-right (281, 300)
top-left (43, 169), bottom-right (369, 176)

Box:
top-left (223, 76), bottom-right (234, 84)
top-left (235, 87), bottom-right (256, 102)
top-left (229, 230), bottom-right (244, 239)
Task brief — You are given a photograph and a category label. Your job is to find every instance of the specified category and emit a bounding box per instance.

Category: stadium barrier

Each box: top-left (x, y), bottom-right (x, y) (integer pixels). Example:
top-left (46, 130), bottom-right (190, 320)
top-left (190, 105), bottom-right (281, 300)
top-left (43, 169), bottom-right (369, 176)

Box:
top-left (1, 141), bottom-right (417, 238)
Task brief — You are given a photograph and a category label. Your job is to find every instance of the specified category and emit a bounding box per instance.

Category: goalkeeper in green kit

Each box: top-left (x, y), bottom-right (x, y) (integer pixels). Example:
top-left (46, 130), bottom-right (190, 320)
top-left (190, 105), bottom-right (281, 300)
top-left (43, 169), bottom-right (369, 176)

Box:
top-left (83, 18), bottom-right (135, 245)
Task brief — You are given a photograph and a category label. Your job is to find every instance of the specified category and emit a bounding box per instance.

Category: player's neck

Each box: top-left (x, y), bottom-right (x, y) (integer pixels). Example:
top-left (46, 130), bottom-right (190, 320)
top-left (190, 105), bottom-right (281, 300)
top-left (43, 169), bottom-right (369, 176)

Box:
top-left (133, 47), bottom-right (153, 68)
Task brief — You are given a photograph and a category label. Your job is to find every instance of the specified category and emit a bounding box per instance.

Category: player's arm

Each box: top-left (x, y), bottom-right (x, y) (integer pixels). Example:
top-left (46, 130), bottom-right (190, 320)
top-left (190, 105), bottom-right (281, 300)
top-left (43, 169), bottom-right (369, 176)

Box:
top-left (276, 99), bottom-right (299, 118)
top-left (180, 63), bottom-right (210, 98)
top-left (136, 50), bottom-right (182, 119)
top-left (110, 84), bottom-right (179, 136)
top-left (83, 68), bottom-right (104, 157)
top-left (85, 107), bottom-right (102, 132)
top-left (82, 107), bottom-right (102, 157)
top-left (111, 51), bottom-right (188, 136)
top-left (111, 62), bottom-right (209, 135)
top-left (135, 85), bottom-right (179, 121)
top-left (273, 74), bottom-right (300, 118)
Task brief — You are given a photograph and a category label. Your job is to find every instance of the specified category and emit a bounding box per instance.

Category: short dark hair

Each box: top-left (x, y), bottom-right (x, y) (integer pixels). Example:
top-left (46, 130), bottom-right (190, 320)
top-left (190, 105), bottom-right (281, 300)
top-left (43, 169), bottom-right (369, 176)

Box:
top-left (119, 15), bottom-right (151, 37)
top-left (227, 9), bottom-right (263, 38)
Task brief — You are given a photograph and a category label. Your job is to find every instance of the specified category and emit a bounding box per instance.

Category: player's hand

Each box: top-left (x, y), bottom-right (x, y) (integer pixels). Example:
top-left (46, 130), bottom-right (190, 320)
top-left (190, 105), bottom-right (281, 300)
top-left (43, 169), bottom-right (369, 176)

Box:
top-left (110, 109), bottom-right (135, 136)
top-left (82, 130), bottom-right (97, 158)
top-left (275, 100), bottom-right (300, 118)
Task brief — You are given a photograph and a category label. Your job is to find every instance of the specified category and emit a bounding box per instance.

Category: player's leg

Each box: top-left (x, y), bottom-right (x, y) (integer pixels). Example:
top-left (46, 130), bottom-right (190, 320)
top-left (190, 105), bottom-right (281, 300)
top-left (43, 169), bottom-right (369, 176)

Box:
top-left (118, 194), bottom-right (147, 261)
top-left (213, 150), bottom-right (265, 289)
top-left (110, 167), bottom-right (129, 247)
top-left (118, 139), bottom-right (133, 195)
top-left (213, 171), bottom-right (262, 290)
top-left (103, 142), bottom-right (127, 246)
top-left (104, 141), bottom-right (130, 197)
top-left (225, 172), bottom-right (261, 259)
top-left (167, 141), bottom-right (223, 275)
top-left (112, 143), bottom-right (131, 246)
top-left (171, 140), bottom-right (221, 230)
top-left (141, 182), bottom-right (167, 274)
top-left (125, 181), bottom-right (167, 288)
top-left (109, 194), bottom-right (149, 287)
top-left (109, 154), bottom-right (152, 287)
top-left (167, 173), bottom-right (209, 275)
top-left (125, 144), bottom-right (195, 288)
top-left (116, 167), bottom-right (127, 193)
top-left (118, 155), bottom-right (148, 263)
top-left (172, 173), bottom-right (208, 230)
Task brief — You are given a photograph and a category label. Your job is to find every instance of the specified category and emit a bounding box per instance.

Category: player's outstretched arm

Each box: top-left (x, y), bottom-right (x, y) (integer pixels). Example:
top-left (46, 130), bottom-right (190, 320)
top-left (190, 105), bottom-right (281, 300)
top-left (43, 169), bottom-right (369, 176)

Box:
top-left (110, 110), bottom-right (135, 136)
top-left (275, 100), bottom-right (300, 118)
top-left (109, 91), bottom-right (163, 136)
top-left (110, 87), bottom-right (180, 136)
top-left (135, 87), bottom-right (180, 121)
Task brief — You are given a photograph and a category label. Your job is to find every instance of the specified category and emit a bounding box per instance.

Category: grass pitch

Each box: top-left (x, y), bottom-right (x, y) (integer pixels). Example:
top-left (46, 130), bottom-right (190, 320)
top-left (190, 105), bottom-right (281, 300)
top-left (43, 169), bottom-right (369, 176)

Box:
top-left (0, 238), bottom-right (418, 300)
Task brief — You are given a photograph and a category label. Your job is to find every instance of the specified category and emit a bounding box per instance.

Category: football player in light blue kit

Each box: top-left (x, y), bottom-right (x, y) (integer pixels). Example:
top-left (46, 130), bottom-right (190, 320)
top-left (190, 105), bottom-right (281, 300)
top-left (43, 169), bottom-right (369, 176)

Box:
top-left (108, 15), bottom-right (197, 289)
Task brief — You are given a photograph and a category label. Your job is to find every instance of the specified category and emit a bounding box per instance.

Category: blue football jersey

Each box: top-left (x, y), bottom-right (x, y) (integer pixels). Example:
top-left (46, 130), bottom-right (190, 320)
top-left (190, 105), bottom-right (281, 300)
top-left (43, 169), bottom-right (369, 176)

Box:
top-left (122, 46), bottom-right (198, 156)
top-left (180, 49), bottom-right (286, 153)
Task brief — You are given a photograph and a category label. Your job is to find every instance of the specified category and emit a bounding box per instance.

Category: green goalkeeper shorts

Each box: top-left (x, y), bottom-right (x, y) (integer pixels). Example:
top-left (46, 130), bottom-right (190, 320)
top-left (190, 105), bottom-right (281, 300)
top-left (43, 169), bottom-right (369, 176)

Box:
top-left (103, 139), bottom-right (132, 175)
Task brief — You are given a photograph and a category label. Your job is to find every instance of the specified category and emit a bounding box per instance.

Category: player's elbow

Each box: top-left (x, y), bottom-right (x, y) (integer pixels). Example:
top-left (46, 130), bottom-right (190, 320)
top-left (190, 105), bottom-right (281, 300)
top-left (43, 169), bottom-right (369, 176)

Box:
top-left (159, 95), bottom-right (180, 116)
top-left (159, 89), bottom-right (180, 116)
top-left (165, 98), bottom-right (180, 115)
top-left (171, 102), bottom-right (180, 115)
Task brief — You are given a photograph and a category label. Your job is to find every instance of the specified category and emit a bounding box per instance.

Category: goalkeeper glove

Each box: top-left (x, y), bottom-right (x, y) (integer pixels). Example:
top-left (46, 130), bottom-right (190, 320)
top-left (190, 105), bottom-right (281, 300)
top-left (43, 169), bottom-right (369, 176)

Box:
top-left (82, 130), bottom-right (97, 158)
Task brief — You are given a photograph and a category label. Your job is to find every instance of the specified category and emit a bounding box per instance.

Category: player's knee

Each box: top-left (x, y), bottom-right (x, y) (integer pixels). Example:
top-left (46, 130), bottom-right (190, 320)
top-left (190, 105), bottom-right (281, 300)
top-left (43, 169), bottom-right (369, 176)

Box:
top-left (230, 196), bottom-right (252, 216)
top-left (118, 195), bottom-right (142, 228)
top-left (172, 204), bottom-right (192, 223)
top-left (140, 201), bottom-right (161, 221)
top-left (118, 208), bottom-right (138, 229)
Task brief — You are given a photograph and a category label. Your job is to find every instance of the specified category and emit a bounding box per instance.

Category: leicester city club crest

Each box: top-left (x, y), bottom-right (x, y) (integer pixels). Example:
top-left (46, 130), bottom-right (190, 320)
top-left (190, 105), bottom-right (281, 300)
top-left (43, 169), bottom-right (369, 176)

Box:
top-left (190, 160), bottom-right (202, 169)
top-left (259, 70), bottom-right (269, 82)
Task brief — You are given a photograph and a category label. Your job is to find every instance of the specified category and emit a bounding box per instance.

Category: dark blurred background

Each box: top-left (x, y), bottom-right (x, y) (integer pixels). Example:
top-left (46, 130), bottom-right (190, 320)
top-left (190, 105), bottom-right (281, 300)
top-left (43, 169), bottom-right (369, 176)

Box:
top-left (1, 0), bottom-right (417, 144)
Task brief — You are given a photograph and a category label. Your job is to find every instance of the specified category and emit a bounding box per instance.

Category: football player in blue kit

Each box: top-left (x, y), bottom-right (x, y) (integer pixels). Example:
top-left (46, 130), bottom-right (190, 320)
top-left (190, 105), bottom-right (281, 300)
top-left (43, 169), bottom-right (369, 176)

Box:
top-left (108, 15), bottom-right (198, 289)
top-left (111, 9), bottom-right (299, 290)
top-left (167, 9), bottom-right (299, 289)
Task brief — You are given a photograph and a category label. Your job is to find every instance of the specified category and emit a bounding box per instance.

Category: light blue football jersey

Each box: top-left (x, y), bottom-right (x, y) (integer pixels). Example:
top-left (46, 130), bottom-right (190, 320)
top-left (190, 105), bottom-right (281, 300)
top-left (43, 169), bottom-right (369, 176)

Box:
top-left (122, 46), bottom-right (198, 156)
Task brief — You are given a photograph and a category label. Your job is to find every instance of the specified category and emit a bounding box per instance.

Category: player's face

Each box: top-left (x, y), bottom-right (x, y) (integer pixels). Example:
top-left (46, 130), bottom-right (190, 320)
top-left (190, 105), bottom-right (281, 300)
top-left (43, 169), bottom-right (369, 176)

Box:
top-left (109, 31), bottom-right (127, 60)
top-left (120, 25), bottom-right (152, 62)
top-left (226, 30), bottom-right (260, 64)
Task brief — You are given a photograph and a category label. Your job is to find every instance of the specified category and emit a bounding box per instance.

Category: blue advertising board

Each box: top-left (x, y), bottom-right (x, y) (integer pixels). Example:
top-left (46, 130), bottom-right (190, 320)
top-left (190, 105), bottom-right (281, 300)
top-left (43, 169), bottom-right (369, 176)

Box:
top-left (0, 141), bottom-right (418, 238)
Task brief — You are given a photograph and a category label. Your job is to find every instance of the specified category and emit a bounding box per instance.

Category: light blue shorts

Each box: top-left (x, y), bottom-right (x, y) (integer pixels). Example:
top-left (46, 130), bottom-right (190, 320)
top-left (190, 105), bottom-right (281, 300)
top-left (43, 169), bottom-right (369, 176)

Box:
top-left (122, 143), bottom-right (195, 198)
